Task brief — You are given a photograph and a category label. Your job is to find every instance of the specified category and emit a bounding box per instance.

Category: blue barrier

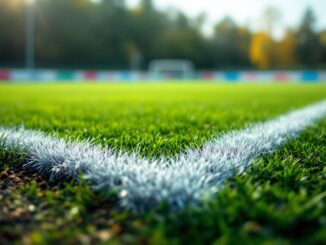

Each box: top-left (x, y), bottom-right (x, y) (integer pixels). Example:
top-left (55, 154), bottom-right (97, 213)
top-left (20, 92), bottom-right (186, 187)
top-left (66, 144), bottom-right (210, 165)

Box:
top-left (224, 72), bottom-right (240, 81)
top-left (301, 71), bottom-right (319, 82)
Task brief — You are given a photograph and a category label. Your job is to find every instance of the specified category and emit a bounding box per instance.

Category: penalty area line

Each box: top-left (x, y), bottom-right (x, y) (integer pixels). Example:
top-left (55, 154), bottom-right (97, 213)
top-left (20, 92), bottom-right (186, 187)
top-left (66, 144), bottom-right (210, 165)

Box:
top-left (0, 100), bottom-right (326, 212)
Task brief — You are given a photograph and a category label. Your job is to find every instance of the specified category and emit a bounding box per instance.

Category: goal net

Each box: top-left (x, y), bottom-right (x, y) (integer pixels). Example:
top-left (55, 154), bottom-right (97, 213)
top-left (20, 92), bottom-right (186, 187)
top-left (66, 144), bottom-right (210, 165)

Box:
top-left (149, 60), bottom-right (194, 80)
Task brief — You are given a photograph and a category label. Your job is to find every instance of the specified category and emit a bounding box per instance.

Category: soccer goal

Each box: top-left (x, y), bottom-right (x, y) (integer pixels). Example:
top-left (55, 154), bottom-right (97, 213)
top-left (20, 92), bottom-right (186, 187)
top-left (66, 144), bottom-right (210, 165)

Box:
top-left (148, 59), bottom-right (194, 80)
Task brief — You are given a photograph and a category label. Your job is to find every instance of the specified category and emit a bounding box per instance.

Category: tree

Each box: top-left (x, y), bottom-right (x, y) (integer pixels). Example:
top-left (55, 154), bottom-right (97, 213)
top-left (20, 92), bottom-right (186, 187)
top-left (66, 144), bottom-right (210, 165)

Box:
top-left (0, 0), bottom-right (26, 67)
top-left (295, 8), bottom-right (322, 66)
top-left (155, 12), bottom-right (208, 67)
top-left (276, 30), bottom-right (297, 67)
top-left (211, 17), bottom-right (252, 68)
top-left (140, 0), bottom-right (154, 13)
top-left (0, 0), bottom-right (324, 69)
top-left (250, 32), bottom-right (275, 69)
top-left (319, 31), bottom-right (326, 64)
top-left (35, 0), bottom-right (100, 68)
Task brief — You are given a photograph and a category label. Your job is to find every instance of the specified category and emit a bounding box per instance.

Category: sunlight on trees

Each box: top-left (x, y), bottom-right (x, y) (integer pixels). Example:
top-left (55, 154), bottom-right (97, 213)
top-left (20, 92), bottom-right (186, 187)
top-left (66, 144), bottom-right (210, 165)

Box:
top-left (250, 32), bottom-right (275, 69)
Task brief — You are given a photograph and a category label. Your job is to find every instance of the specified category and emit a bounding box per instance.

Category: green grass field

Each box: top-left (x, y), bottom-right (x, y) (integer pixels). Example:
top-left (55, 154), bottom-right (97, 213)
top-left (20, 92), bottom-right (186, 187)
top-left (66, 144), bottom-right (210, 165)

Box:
top-left (0, 83), bottom-right (326, 244)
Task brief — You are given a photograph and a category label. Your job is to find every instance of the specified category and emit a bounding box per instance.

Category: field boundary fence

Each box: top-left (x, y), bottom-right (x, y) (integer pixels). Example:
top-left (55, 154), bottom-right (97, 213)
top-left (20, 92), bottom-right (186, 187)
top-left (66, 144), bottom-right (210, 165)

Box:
top-left (0, 69), bottom-right (325, 83)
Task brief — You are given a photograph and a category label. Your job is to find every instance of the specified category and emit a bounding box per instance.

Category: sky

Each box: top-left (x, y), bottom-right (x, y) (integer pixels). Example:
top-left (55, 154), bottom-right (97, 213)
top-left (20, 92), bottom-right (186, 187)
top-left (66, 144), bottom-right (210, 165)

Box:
top-left (126, 0), bottom-right (326, 37)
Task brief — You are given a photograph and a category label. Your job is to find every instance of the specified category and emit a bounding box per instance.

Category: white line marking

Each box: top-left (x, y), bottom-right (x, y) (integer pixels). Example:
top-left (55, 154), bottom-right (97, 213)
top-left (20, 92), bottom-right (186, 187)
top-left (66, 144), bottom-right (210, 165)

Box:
top-left (1, 100), bottom-right (326, 212)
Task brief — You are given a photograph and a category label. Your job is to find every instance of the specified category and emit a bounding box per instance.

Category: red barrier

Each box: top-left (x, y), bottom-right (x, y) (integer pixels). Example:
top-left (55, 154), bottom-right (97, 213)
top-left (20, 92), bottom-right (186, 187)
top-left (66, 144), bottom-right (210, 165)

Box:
top-left (0, 70), bottom-right (10, 81)
top-left (84, 71), bottom-right (97, 80)
top-left (201, 72), bottom-right (214, 80)
top-left (275, 73), bottom-right (290, 82)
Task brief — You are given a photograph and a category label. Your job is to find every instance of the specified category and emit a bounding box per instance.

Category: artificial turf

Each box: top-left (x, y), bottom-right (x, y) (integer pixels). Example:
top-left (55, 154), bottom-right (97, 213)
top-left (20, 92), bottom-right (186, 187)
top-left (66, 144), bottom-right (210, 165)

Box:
top-left (0, 83), bottom-right (325, 244)
top-left (0, 83), bottom-right (325, 157)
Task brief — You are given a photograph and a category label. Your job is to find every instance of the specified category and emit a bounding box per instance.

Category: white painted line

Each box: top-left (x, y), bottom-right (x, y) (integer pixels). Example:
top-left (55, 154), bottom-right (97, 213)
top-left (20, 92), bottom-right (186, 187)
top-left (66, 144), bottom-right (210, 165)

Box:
top-left (1, 100), bottom-right (326, 212)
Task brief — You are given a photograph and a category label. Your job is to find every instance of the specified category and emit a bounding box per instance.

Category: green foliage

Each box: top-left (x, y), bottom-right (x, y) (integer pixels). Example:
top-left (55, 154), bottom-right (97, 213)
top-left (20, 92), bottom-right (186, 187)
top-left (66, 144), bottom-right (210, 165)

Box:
top-left (212, 17), bottom-right (252, 68)
top-left (296, 8), bottom-right (323, 66)
top-left (0, 0), bottom-right (325, 69)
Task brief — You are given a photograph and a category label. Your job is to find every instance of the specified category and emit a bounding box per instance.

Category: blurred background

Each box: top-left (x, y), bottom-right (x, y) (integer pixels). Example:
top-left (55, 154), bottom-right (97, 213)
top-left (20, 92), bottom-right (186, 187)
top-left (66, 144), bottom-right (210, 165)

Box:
top-left (0, 0), bottom-right (326, 81)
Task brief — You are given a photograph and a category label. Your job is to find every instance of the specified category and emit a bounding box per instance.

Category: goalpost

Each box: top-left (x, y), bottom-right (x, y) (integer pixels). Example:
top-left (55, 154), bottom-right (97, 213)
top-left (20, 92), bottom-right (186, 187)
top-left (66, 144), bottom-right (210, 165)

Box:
top-left (148, 59), bottom-right (194, 80)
